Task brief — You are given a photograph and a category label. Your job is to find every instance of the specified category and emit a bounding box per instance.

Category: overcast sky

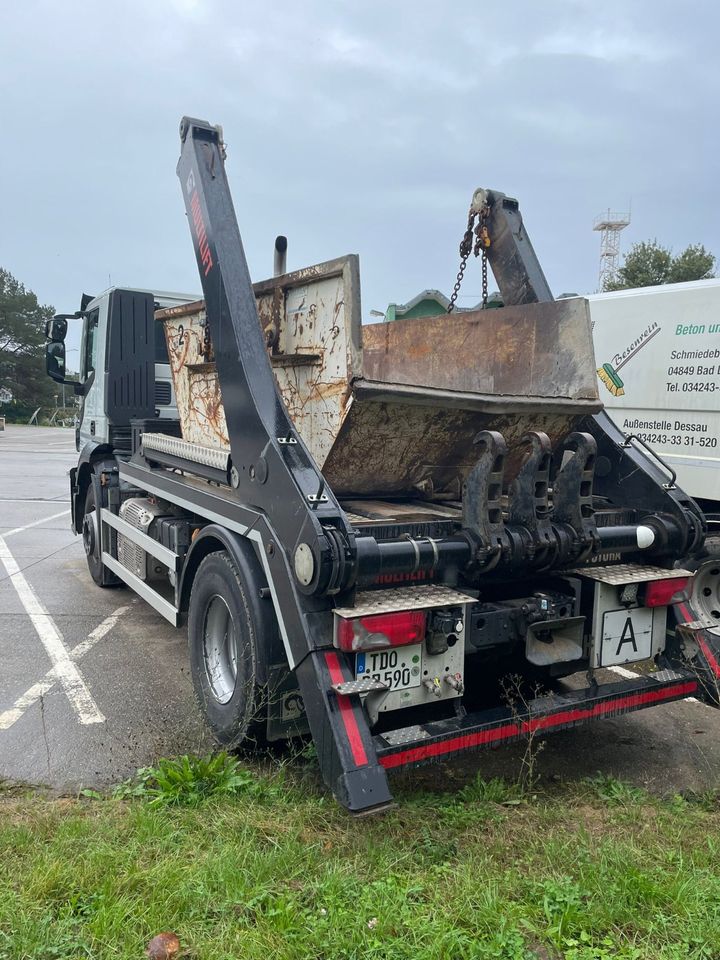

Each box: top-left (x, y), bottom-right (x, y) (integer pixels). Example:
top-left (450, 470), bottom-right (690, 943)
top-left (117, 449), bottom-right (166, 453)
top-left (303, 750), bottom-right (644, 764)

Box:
top-left (1, 0), bottom-right (717, 358)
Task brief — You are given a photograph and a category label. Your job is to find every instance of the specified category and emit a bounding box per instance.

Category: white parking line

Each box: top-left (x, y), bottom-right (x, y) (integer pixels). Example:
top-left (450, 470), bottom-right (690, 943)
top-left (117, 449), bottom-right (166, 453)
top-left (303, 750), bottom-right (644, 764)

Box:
top-left (0, 534), bottom-right (105, 725)
top-left (0, 606), bottom-right (129, 730)
top-left (3, 509), bottom-right (70, 539)
top-left (0, 499), bottom-right (69, 503)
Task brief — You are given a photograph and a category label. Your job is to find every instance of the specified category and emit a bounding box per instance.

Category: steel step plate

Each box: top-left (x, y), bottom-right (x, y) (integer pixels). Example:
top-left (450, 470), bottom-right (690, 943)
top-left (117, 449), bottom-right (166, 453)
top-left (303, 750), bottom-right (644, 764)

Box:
top-left (334, 584), bottom-right (476, 619)
top-left (331, 677), bottom-right (390, 696)
top-left (567, 563), bottom-right (693, 585)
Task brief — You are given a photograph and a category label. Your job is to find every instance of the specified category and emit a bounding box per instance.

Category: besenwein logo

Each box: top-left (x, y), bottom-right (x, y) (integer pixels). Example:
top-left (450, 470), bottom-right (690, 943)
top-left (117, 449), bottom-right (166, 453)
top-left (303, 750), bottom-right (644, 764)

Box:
top-left (597, 320), bottom-right (661, 396)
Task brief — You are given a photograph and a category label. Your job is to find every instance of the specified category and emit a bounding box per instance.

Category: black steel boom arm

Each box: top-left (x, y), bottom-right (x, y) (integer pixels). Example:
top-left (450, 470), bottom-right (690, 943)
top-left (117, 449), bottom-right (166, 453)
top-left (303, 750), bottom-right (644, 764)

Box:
top-left (481, 189), bottom-right (553, 304)
top-left (177, 117), bottom-right (394, 812)
top-left (176, 117), bottom-right (357, 599)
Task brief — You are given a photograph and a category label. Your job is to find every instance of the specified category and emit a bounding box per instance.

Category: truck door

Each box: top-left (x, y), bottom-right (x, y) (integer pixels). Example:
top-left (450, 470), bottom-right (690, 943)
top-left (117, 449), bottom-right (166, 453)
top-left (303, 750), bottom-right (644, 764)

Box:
top-left (77, 303), bottom-right (108, 447)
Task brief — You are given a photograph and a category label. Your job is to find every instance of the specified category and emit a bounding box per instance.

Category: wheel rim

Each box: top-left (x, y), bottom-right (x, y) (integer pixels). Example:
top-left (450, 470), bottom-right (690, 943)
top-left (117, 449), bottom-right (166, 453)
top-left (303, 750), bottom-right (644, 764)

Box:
top-left (202, 595), bottom-right (238, 704)
top-left (82, 511), bottom-right (96, 558)
top-left (693, 560), bottom-right (720, 621)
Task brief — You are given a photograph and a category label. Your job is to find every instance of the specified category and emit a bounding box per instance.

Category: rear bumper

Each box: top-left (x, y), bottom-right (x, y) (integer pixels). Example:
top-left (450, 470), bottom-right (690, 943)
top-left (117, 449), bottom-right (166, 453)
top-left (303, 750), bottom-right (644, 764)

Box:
top-left (374, 670), bottom-right (698, 770)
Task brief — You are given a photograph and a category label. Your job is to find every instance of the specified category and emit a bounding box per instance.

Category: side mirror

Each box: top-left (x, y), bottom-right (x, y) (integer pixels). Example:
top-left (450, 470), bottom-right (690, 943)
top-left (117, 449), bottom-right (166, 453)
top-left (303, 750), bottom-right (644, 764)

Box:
top-left (45, 316), bottom-right (69, 342)
top-left (46, 341), bottom-right (67, 383)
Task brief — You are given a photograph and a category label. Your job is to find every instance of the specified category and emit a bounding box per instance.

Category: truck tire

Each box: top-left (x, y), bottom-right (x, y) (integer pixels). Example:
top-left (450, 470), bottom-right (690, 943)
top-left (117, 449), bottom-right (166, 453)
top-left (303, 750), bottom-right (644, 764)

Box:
top-left (82, 482), bottom-right (120, 588)
top-left (688, 535), bottom-right (720, 623)
top-left (667, 536), bottom-right (720, 706)
top-left (187, 550), bottom-right (265, 749)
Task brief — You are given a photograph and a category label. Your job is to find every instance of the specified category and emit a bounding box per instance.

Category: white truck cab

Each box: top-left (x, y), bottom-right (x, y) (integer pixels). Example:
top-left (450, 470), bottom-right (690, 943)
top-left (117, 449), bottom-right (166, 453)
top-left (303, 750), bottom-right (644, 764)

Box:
top-left (75, 287), bottom-right (198, 453)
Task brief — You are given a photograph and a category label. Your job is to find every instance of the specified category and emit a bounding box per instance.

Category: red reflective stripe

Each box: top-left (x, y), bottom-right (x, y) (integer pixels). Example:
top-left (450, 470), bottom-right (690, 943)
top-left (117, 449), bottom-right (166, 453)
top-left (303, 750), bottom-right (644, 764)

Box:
top-left (678, 601), bottom-right (692, 620)
top-left (677, 601), bottom-right (720, 677)
top-left (698, 636), bottom-right (720, 678)
top-left (380, 681), bottom-right (697, 769)
top-left (325, 652), bottom-right (368, 767)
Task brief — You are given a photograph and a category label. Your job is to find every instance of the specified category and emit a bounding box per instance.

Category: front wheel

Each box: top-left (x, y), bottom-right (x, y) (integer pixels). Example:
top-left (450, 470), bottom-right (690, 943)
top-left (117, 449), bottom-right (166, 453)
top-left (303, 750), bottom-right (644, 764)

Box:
top-left (82, 480), bottom-right (120, 587)
top-left (187, 550), bottom-right (265, 748)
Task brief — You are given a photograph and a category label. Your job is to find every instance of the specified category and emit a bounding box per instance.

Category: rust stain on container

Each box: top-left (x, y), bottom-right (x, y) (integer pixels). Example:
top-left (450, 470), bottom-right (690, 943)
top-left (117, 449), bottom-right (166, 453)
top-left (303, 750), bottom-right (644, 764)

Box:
top-left (158, 259), bottom-right (359, 466)
top-left (361, 300), bottom-right (598, 402)
top-left (158, 302), bottom-right (229, 449)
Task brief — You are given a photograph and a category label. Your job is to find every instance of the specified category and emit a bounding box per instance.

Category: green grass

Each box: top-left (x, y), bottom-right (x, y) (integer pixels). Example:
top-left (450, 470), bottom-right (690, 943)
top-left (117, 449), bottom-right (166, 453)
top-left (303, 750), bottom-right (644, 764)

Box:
top-left (1, 764), bottom-right (719, 960)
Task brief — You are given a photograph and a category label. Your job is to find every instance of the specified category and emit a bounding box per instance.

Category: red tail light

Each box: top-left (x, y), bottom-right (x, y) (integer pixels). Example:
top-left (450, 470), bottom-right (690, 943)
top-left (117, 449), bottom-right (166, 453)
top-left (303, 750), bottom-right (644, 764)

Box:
top-left (335, 610), bottom-right (426, 652)
top-left (644, 576), bottom-right (691, 608)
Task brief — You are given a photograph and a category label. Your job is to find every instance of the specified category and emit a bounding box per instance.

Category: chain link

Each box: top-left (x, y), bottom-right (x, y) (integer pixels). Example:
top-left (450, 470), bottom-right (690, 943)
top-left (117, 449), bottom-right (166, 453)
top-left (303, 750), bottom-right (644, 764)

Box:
top-left (447, 209), bottom-right (475, 313)
top-left (202, 316), bottom-right (213, 362)
top-left (447, 201), bottom-right (491, 312)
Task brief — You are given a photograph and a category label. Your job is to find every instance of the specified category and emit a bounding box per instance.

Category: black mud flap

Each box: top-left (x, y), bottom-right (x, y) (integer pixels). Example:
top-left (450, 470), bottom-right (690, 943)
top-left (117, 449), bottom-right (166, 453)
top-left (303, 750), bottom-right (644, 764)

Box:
top-left (667, 600), bottom-right (720, 707)
top-left (69, 466), bottom-right (79, 531)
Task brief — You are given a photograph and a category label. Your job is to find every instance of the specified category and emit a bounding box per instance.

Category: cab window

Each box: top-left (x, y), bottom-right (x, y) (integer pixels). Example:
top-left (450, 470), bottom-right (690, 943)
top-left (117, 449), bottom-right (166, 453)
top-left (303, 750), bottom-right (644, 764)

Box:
top-left (82, 309), bottom-right (99, 381)
top-left (154, 319), bottom-right (170, 363)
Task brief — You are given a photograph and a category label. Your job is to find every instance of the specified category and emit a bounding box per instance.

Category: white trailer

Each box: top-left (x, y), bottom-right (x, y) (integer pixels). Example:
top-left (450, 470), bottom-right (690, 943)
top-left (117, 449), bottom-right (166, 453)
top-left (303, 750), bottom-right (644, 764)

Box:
top-left (590, 279), bottom-right (720, 623)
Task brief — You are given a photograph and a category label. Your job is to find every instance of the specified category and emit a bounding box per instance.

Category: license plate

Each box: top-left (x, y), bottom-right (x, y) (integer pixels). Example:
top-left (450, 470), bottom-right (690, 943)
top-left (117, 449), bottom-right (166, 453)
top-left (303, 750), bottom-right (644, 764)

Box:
top-left (600, 608), bottom-right (653, 666)
top-left (355, 644), bottom-right (423, 692)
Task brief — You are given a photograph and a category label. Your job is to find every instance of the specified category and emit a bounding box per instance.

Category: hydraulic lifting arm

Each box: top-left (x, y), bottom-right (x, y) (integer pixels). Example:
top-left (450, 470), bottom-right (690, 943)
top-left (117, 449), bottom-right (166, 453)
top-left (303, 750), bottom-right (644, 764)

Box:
top-left (478, 187), bottom-right (705, 558)
top-left (176, 117), bottom-right (357, 600)
top-left (177, 116), bottom-right (393, 812)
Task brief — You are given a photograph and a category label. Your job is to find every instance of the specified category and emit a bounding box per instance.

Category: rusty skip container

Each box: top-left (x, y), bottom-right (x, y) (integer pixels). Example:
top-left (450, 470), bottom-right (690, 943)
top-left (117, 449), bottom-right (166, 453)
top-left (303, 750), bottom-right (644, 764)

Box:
top-left (157, 254), bottom-right (602, 499)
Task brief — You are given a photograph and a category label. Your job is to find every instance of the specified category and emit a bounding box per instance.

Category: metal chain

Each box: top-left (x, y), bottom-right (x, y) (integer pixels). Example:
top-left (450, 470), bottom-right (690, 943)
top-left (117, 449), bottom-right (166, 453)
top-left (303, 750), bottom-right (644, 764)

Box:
top-left (447, 200), bottom-right (491, 312)
top-left (477, 210), bottom-right (490, 308)
top-left (202, 316), bottom-right (212, 362)
top-left (447, 209), bottom-right (476, 313)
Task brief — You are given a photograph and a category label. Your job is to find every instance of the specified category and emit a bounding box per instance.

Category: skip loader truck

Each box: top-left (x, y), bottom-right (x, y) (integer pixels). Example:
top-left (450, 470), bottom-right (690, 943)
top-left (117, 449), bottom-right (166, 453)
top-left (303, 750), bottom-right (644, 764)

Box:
top-left (45, 117), bottom-right (718, 814)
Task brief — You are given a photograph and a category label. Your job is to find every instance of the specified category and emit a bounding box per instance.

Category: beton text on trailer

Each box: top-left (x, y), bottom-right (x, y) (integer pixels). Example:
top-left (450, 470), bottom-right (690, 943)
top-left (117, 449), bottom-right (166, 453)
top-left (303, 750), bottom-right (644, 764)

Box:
top-left (44, 116), bottom-right (719, 814)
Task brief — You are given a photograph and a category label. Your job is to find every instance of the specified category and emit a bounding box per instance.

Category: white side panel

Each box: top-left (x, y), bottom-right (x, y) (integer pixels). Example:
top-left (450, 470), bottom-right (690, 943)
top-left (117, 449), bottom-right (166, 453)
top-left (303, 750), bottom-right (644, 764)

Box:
top-left (589, 280), bottom-right (720, 501)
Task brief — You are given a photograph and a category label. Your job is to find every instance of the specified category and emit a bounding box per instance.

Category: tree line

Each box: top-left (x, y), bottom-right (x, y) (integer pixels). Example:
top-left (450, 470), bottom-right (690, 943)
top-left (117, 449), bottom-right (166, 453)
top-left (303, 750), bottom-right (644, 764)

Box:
top-left (604, 240), bottom-right (715, 291)
top-left (0, 268), bottom-right (58, 421)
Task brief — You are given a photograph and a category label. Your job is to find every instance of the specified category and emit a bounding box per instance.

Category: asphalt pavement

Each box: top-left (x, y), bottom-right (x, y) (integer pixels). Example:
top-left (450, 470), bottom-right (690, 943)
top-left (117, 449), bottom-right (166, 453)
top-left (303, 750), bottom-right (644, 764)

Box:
top-left (1, 423), bottom-right (719, 796)
top-left (0, 425), bottom-right (211, 791)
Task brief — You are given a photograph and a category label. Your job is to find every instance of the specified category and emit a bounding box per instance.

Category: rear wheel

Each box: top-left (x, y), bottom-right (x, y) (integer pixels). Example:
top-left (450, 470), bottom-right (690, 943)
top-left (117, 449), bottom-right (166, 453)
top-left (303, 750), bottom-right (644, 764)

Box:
top-left (688, 536), bottom-right (720, 623)
top-left (668, 535), bottom-right (720, 706)
top-left (187, 550), bottom-right (265, 748)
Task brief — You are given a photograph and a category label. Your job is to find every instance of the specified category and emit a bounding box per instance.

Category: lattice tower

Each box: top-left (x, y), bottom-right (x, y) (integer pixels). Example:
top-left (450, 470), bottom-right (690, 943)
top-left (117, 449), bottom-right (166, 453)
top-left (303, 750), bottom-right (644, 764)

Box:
top-left (594, 209), bottom-right (630, 290)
